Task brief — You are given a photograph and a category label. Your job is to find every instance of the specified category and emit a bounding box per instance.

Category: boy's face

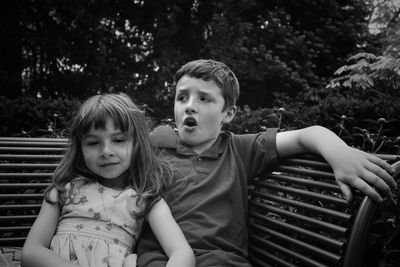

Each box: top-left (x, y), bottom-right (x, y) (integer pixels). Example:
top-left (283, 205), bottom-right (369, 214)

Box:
top-left (174, 75), bottom-right (236, 154)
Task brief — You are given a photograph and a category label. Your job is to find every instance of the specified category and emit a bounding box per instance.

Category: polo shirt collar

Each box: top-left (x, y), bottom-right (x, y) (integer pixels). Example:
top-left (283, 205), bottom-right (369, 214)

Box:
top-left (177, 132), bottom-right (229, 158)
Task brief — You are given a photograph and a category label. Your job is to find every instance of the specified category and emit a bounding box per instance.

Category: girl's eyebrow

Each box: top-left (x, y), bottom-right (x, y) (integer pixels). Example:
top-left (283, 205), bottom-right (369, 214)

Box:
top-left (82, 129), bottom-right (125, 139)
top-left (82, 134), bottom-right (98, 139)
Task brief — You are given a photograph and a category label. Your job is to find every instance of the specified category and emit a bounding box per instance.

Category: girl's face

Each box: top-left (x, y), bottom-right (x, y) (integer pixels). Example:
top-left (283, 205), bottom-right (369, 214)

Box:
top-left (81, 118), bottom-right (133, 179)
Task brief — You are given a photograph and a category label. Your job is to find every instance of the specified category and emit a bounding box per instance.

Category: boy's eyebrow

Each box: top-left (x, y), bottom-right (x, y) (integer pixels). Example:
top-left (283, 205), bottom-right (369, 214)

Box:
top-left (175, 87), bottom-right (188, 93)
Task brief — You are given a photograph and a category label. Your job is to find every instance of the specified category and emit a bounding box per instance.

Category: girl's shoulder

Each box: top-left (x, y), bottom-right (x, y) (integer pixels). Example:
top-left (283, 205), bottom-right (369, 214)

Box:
top-left (59, 176), bottom-right (94, 198)
top-left (46, 187), bottom-right (59, 203)
top-left (68, 176), bottom-right (92, 187)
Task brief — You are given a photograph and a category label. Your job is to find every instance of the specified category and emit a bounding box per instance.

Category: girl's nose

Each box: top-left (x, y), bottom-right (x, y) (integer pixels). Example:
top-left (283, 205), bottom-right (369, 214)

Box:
top-left (100, 142), bottom-right (114, 157)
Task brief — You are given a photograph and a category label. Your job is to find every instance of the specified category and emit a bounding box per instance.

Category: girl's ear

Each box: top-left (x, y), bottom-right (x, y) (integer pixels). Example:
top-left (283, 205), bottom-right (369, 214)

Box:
top-left (222, 105), bottom-right (237, 124)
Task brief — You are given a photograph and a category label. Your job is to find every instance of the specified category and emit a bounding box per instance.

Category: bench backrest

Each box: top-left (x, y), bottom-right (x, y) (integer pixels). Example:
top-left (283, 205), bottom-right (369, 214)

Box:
top-left (0, 137), bottom-right (68, 246)
top-left (0, 137), bottom-right (399, 267)
top-left (248, 153), bottom-right (400, 267)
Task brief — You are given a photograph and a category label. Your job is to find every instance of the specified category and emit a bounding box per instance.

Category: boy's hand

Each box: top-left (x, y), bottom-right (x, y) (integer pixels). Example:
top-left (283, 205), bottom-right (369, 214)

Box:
top-left (276, 126), bottom-right (397, 203)
top-left (328, 146), bottom-right (397, 203)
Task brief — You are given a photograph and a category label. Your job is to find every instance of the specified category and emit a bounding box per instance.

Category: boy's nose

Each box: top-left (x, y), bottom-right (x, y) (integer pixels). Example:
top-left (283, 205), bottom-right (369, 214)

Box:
top-left (185, 98), bottom-right (197, 114)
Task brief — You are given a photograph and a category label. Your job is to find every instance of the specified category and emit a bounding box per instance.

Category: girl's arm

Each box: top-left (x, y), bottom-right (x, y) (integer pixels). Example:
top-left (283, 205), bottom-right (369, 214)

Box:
top-left (147, 198), bottom-right (195, 267)
top-left (21, 188), bottom-right (79, 267)
top-left (276, 125), bottom-right (397, 203)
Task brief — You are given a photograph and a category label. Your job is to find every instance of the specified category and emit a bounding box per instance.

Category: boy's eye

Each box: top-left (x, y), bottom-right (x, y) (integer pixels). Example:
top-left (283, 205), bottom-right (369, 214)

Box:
top-left (200, 96), bottom-right (212, 102)
top-left (176, 94), bottom-right (188, 102)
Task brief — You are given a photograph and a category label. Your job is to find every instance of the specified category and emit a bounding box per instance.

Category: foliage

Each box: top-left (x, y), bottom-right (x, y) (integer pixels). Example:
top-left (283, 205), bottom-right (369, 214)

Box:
top-left (328, 52), bottom-right (400, 91)
top-left (366, 0), bottom-right (400, 57)
top-left (0, 95), bottom-right (80, 137)
top-left (151, 0), bottom-right (372, 110)
top-left (0, 0), bottom-right (377, 120)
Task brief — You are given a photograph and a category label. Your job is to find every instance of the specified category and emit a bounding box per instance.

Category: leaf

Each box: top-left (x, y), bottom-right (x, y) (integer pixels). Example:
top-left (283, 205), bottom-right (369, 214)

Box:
top-left (348, 52), bottom-right (376, 62)
top-left (335, 65), bottom-right (349, 75)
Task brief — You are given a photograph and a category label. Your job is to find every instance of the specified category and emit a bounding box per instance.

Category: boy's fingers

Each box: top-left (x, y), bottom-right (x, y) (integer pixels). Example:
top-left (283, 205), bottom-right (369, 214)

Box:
top-left (347, 177), bottom-right (383, 203)
top-left (368, 155), bottom-right (397, 175)
top-left (363, 171), bottom-right (392, 198)
top-left (337, 182), bottom-right (353, 203)
top-left (366, 159), bottom-right (397, 191)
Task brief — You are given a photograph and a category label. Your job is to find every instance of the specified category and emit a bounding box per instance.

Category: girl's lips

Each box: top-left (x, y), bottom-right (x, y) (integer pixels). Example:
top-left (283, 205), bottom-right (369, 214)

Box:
top-left (99, 162), bottom-right (119, 167)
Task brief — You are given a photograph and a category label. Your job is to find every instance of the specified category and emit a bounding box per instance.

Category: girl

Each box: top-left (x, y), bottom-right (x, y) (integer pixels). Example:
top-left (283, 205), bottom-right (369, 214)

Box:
top-left (21, 93), bottom-right (195, 267)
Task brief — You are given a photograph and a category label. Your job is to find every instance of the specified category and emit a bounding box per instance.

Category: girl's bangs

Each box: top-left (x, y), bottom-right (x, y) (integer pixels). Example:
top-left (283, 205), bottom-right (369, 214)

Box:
top-left (79, 103), bottom-right (133, 136)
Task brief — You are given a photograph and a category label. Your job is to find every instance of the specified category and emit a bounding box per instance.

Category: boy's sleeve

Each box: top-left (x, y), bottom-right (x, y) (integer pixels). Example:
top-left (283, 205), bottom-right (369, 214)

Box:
top-left (150, 125), bottom-right (179, 148)
top-left (233, 128), bottom-right (279, 181)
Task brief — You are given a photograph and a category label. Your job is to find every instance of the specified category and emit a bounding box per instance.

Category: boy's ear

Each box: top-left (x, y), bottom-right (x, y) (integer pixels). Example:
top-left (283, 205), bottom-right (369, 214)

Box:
top-left (223, 105), bottom-right (237, 124)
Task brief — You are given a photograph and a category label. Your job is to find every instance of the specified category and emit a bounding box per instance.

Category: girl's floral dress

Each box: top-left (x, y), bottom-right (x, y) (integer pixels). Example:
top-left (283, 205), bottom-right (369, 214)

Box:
top-left (50, 177), bottom-right (143, 267)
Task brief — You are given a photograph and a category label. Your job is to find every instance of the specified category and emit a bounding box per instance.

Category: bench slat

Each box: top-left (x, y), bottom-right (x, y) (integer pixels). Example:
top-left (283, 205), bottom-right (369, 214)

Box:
top-left (249, 190), bottom-right (351, 221)
top-left (265, 173), bottom-right (340, 191)
top-left (249, 245), bottom-right (297, 267)
top-left (249, 233), bottom-right (332, 267)
top-left (0, 215), bottom-right (37, 221)
top-left (0, 173), bottom-right (53, 179)
top-left (250, 200), bottom-right (348, 235)
top-left (0, 141), bottom-right (67, 147)
top-left (0, 154), bottom-right (63, 160)
top-left (0, 237), bottom-right (27, 246)
top-left (249, 211), bottom-right (345, 250)
top-left (277, 166), bottom-right (336, 180)
top-left (0, 137), bottom-right (68, 142)
top-left (253, 181), bottom-right (348, 207)
top-left (250, 222), bottom-right (342, 263)
top-left (0, 204), bottom-right (41, 210)
top-left (0, 183), bottom-right (50, 188)
top-left (0, 194), bottom-right (43, 200)
top-left (0, 226), bottom-right (32, 232)
top-left (0, 163), bottom-right (58, 169)
top-left (0, 147), bottom-right (66, 153)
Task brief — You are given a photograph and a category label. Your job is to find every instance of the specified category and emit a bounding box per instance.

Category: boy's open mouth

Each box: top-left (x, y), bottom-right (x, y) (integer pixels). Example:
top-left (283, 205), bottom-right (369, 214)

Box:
top-left (183, 117), bottom-right (197, 127)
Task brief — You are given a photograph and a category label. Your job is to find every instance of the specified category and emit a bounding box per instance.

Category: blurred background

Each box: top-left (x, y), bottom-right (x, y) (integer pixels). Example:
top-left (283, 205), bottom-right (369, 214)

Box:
top-left (0, 0), bottom-right (399, 154)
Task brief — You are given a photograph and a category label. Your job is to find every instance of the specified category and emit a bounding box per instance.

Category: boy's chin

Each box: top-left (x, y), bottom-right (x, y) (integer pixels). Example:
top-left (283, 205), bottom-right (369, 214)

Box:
top-left (179, 134), bottom-right (197, 145)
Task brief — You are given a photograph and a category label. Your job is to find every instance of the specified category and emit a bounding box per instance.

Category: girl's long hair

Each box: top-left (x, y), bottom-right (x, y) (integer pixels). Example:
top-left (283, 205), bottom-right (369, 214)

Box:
top-left (44, 93), bottom-right (172, 217)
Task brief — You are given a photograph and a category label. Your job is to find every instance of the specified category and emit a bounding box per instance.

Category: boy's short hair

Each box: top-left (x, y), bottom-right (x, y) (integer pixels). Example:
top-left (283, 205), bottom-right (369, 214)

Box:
top-left (174, 59), bottom-right (240, 110)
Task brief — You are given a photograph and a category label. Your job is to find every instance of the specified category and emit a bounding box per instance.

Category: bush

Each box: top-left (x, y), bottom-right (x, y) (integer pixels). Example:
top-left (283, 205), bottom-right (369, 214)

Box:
top-left (0, 95), bottom-right (81, 137)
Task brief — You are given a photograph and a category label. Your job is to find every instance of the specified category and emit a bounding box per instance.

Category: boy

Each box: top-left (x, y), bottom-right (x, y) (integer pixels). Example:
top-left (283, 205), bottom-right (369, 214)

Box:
top-left (137, 59), bottom-right (396, 266)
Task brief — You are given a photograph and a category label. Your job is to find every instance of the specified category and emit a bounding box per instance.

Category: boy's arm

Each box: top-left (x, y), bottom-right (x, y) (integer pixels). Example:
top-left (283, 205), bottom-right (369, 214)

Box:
top-left (276, 125), bottom-right (397, 203)
top-left (21, 189), bottom-right (79, 267)
top-left (147, 198), bottom-right (195, 267)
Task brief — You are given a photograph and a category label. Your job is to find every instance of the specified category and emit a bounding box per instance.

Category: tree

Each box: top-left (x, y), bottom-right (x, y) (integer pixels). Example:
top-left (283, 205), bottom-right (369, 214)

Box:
top-left (149, 0), bottom-right (373, 111)
top-left (0, 1), bottom-right (22, 98)
top-left (3, 0), bottom-right (378, 121)
top-left (367, 0), bottom-right (400, 57)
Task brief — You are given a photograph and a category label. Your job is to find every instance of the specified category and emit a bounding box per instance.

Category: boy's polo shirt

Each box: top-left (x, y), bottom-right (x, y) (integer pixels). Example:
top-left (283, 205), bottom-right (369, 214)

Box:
top-left (137, 126), bottom-right (278, 267)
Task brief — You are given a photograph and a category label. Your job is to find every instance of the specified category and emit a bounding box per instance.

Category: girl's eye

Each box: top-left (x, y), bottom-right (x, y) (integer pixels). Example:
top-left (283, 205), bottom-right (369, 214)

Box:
top-left (113, 134), bottom-right (129, 143)
top-left (86, 141), bottom-right (98, 146)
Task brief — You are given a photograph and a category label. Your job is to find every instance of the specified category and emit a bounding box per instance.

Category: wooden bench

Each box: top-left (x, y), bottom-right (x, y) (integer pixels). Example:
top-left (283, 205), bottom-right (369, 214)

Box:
top-left (0, 137), bottom-right (399, 267)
